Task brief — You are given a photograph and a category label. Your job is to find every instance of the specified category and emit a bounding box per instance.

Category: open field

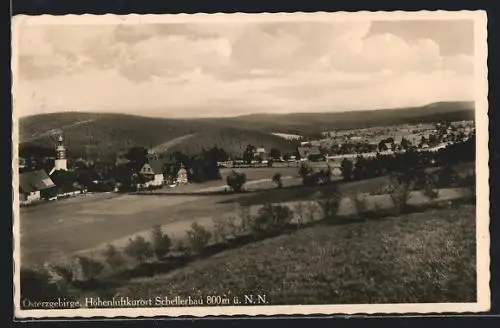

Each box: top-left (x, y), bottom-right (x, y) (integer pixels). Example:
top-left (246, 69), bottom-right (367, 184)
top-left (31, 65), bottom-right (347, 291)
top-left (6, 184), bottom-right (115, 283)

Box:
top-left (20, 162), bottom-right (474, 267)
top-left (111, 204), bottom-right (476, 304)
top-left (19, 174), bottom-right (368, 266)
top-left (145, 166), bottom-right (301, 194)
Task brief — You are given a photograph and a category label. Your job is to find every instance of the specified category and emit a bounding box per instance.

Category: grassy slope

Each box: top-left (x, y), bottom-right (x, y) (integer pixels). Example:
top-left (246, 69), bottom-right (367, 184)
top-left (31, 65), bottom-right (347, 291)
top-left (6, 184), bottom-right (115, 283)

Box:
top-left (115, 204), bottom-right (476, 304)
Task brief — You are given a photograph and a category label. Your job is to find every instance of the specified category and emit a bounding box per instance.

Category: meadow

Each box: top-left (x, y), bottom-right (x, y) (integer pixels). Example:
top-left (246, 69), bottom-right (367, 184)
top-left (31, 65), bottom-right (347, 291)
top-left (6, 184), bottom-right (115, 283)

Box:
top-left (19, 158), bottom-right (477, 308)
top-left (106, 203), bottom-right (477, 304)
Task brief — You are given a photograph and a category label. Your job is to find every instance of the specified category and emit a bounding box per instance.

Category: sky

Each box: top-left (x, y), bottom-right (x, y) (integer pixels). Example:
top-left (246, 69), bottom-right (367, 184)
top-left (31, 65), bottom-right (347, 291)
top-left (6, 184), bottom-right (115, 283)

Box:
top-left (14, 17), bottom-right (476, 118)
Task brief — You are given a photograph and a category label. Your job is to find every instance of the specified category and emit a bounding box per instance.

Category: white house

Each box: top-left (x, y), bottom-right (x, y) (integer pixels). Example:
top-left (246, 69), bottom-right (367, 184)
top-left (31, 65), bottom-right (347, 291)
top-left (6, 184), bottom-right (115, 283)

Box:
top-left (176, 164), bottom-right (188, 184)
top-left (139, 159), bottom-right (165, 187)
top-left (19, 169), bottom-right (56, 204)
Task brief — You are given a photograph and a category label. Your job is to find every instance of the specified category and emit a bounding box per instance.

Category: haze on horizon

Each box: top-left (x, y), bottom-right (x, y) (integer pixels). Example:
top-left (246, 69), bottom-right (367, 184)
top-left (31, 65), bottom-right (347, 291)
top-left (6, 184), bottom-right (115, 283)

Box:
top-left (14, 16), bottom-right (475, 118)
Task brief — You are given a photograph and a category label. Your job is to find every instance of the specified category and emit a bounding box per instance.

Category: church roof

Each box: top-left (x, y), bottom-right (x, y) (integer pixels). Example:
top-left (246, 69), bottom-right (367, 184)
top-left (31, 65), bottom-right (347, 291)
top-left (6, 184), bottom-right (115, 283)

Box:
top-left (19, 170), bottom-right (55, 193)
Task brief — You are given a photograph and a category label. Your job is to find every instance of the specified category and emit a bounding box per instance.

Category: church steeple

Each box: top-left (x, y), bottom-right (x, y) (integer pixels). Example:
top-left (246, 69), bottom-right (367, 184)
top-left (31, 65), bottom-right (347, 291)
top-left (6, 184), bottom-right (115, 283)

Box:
top-left (56, 135), bottom-right (66, 160)
top-left (53, 134), bottom-right (68, 171)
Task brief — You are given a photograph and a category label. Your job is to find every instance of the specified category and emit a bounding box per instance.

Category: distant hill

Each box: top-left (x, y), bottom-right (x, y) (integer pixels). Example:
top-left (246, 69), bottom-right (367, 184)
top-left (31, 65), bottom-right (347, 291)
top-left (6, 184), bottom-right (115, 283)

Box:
top-left (18, 101), bottom-right (474, 161)
top-left (213, 101), bottom-right (475, 136)
top-left (217, 102), bottom-right (474, 135)
top-left (18, 112), bottom-right (298, 161)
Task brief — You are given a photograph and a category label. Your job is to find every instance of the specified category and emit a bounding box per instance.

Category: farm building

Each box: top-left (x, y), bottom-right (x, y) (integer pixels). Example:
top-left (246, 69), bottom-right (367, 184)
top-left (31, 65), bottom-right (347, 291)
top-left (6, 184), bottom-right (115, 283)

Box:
top-left (253, 147), bottom-right (267, 161)
top-left (139, 159), bottom-right (165, 187)
top-left (19, 169), bottom-right (57, 204)
top-left (298, 145), bottom-right (323, 161)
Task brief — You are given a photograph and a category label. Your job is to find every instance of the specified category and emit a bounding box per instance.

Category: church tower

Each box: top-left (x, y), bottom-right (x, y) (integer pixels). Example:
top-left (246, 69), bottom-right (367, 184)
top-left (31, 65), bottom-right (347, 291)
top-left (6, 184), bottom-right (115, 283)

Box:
top-left (54, 135), bottom-right (68, 171)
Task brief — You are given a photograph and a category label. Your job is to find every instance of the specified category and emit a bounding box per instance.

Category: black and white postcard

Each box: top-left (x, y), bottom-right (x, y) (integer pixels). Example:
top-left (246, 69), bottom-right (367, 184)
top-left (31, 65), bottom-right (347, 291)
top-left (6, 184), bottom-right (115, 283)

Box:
top-left (11, 11), bottom-right (489, 318)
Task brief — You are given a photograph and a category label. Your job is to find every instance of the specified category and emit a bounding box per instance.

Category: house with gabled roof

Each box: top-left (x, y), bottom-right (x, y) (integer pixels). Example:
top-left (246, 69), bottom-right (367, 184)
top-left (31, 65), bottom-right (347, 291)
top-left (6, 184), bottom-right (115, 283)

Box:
top-left (139, 159), bottom-right (165, 187)
top-left (297, 145), bottom-right (323, 162)
top-left (19, 169), bottom-right (57, 204)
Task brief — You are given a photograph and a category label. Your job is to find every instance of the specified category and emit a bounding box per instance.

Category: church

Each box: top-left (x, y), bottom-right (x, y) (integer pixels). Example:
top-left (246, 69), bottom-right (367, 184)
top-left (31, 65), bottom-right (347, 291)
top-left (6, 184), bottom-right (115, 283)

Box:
top-left (49, 135), bottom-right (68, 175)
top-left (19, 134), bottom-right (69, 204)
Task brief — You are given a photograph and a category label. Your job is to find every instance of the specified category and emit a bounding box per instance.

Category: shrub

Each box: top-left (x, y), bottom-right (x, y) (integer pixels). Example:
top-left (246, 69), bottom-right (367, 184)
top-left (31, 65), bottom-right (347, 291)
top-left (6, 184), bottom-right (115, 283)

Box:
top-left (150, 225), bottom-right (172, 261)
top-left (52, 262), bottom-right (74, 284)
top-left (436, 165), bottom-right (460, 188)
top-left (340, 158), bottom-right (353, 181)
top-left (292, 202), bottom-right (307, 227)
top-left (251, 203), bottom-right (293, 234)
top-left (186, 222), bottom-right (212, 254)
top-left (238, 206), bottom-right (254, 233)
top-left (303, 173), bottom-right (319, 186)
top-left (75, 256), bottom-right (104, 281)
top-left (388, 180), bottom-right (412, 213)
top-left (299, 163), bottom-right (313, 179)
top-left (460, 172), bottom-right (476, 188)
top-left (174, 239), bottom-right (188, 255)
top-left (20, 267), bottom-right (64, 303)
top-left (272, 172), bottom-right (283, 188)
top-left (422, 175), bottom-right (440, 200)
top-left (462, 173), bottom-right (476, 195)
top-left (124, 236), bottom-right (153, 264)
top-left (305, 201), bottom-right (319, 222)
top-left (352, 193), bottom-right (369, 216)
top-left (226, 170), bottom-right (247, 193)
top-left (317, 188), bottom-right (342, 221)
top-left (224, 216), bottom-right (239, 237)
top-left (212, 217), bottom-right (230, 242)
top-left (102, 244), bottom-right (126, 272)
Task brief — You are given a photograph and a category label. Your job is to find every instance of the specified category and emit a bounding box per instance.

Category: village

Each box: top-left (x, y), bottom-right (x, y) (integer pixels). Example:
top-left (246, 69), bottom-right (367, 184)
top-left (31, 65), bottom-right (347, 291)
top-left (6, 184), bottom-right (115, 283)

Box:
top-left (18, 119), bottom-right (475, 207)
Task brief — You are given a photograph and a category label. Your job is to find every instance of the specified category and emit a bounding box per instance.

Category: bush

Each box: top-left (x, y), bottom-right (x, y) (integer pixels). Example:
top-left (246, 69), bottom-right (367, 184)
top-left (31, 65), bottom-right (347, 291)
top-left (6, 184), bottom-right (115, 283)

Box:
top-left (102, 244), bottom-right (126, 272)
top-left (174, 239), bottom-right (188, 255)
top-left (461, 173), bottom-right (476, 196)
top-left (251, 203), bottom-right (293, 234)
top-left (20, 267), bottom-right (65, 303)
top-left (225, 216), bottom-right (239, 237)
top-left (293, 202), bottom-right (307, 227)
top-left (212, 217), bottom-right (230, 242)
top-left (124, 236), bottom-right (153, 264)
top-left (352, 193), bottom-right (369, 216)
top-left (299, 163), bottom-right (313, 179)
top-left (75, 256), bottom-right (104, 281)
top-left (388, 179), bottom-right (412, 213)
top-left (436, 165), bottom-right (460, 188)
top-left (186, 222), bottom-right (212, 254)
top-left (317, 188), bottom-right (342, 221)
top-left (272, 172), bottom-right (283, 188)
top-left (340, 158), bottom-right (353, 181)
top-left (305, 201), bottom-right (319, 222)
top-left (226, 170), bottom-right (247, 193)
top-left (303, 173), bottom-right (319, 186)
top-left (237, 206), bottom-right (254, 233)
top-left (150, 225), bottom-right (172, 261)
top-left (422, 175), bottom-right (440, 200)
top-left (52, 262), bottom-right (74, 284)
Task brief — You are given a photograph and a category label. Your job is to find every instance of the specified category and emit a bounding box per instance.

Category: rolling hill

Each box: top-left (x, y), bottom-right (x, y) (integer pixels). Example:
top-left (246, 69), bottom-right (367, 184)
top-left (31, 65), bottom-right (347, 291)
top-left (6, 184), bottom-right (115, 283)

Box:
top-left (209, 101), bottom-right (475, 136)
top-left (18, 101), bottom-right (474, 161)
top-left (18, 112), bottom-right (299, 161)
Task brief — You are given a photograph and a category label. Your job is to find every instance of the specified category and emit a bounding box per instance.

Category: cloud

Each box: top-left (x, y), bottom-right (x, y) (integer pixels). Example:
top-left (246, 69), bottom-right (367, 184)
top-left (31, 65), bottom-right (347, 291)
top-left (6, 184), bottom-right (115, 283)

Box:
top-left (14, 20), bottom-right (476, 117)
